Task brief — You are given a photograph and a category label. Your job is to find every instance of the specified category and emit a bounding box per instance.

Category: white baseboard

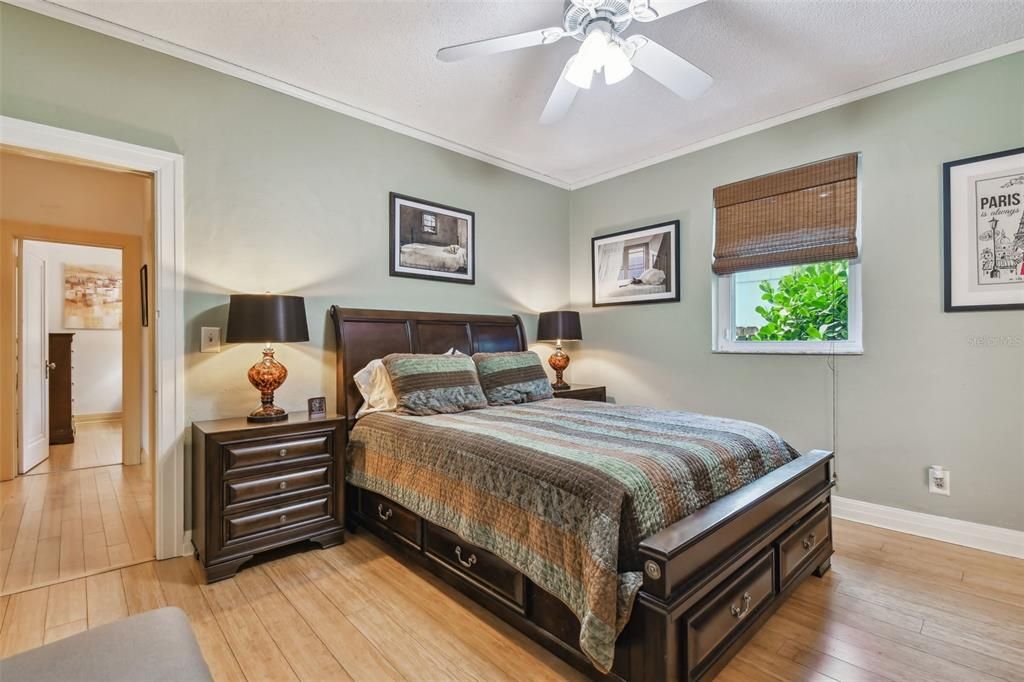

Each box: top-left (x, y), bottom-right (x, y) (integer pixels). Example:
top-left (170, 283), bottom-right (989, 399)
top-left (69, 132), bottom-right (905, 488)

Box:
top-left (75, 411), bottom-right (122, 424)
top-left (832, 496), bottom-right (1024, 559)
top-left (181, 530), bottom-right (194, 557)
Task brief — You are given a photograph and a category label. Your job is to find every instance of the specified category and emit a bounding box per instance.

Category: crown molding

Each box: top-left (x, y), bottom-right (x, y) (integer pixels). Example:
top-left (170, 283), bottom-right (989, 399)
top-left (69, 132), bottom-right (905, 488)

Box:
top-left (5, 0), bottom-right (572, 190)
top-left (568, 38), bottom-right (1024, 188)
top-left (832, 495), bottom-right (1024, 559)
top-left (7, 1), bottom-right (1023, 191)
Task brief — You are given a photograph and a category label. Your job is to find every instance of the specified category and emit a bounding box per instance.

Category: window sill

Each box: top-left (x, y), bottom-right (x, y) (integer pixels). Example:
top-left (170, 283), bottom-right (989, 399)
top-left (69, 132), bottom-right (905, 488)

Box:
top-left (713, 343), bottom-right (864, 356)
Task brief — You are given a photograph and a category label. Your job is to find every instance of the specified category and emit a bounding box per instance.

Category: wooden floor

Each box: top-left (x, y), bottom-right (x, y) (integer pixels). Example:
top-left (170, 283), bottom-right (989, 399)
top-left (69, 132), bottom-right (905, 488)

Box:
top-left (26, 421), bottom-right (123, 475)
top-left (0, 519), bottom-right (1020, 680)
top-left (0, 452), bottom-right (153, 595)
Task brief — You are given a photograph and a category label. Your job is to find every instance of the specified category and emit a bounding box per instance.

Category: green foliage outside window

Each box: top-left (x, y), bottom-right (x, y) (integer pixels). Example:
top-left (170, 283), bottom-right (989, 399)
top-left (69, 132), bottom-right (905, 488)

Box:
top-left (750, 261), bottom-right (849, 341)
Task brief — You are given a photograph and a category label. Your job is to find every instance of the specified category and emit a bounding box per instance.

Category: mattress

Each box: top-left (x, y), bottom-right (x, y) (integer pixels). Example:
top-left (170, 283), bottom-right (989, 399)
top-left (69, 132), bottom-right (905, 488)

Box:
top-left (347, 398), bottom-right (799, 671)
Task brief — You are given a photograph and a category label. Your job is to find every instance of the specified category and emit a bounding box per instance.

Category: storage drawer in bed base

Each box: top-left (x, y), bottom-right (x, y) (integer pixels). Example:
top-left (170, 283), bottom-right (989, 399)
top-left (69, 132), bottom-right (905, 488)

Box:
top-left (345, 450), bottom-right (835, 682)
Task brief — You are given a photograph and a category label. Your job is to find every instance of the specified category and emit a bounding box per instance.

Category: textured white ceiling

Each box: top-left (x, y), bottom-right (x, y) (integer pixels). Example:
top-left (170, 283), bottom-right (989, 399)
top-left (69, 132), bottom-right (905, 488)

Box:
top-left (47, 0), bottom-right (1024, 186)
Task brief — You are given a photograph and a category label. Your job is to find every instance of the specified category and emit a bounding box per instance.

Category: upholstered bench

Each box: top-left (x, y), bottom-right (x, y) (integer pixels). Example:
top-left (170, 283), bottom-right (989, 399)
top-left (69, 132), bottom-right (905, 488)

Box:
top-left (0, 607), bottom-right (212, 682)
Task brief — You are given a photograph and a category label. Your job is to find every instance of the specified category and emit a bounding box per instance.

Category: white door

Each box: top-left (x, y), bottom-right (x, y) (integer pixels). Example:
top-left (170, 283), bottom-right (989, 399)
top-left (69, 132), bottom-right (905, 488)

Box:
top-left (19, 249), bottom-right (49, 473)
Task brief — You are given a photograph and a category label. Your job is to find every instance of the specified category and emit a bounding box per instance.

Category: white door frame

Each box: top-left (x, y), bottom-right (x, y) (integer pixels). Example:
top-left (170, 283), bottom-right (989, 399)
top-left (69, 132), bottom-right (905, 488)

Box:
top-left (1, 115), bottom-right (187, 559)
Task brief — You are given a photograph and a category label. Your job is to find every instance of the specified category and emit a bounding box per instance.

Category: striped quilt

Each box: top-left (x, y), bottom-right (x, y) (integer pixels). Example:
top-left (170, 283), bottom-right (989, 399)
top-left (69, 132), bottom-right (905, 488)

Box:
top-left (347, 399), bottom-right (800, 672)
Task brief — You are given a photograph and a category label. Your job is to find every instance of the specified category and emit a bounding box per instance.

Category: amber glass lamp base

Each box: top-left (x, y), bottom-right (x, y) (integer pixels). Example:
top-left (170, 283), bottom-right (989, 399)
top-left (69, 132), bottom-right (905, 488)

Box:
top-left (246, 346), bottom-right (289, 423)
top-left (547, 344), bottom-right (570, 391)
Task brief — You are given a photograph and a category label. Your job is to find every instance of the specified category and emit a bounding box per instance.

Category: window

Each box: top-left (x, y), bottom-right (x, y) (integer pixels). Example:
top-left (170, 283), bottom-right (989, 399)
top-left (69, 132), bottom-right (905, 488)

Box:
top-left (712, 154), bottom-right (863, 354)
top-left (625, 244), bottom-right (648, 279)
top-left (422, 213), bottom-right (437, 234)
top-left (716, 259), bottom-right (862, 353)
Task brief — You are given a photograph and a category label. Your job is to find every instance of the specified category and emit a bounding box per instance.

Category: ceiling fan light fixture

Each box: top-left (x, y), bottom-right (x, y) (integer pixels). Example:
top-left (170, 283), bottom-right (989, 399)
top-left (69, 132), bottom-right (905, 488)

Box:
top-left (577, 25), bottom-right (610, 68)
top-left (603, 43), bottom-right (634, 85)
top-left (565, 55), bottom-right (595, 89)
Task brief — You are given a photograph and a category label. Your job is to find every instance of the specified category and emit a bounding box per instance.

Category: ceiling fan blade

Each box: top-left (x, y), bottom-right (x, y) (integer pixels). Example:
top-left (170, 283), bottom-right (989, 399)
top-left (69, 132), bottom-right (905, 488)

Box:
top-left (630, 0), bottom-right (707, 22)
top-left (437, 27), bottom-right (565, 62)
top-left (539, 60), bottom-right (581, 125)
top-left (628, 36), bottom-right (713, 99)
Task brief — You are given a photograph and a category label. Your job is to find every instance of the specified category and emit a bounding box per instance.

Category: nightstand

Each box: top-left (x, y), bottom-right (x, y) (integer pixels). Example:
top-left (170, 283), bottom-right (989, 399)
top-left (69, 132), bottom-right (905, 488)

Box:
top-left (552, 384), bottom-right (606, 402)
top-left (191, 413), bottom-right (346, 583)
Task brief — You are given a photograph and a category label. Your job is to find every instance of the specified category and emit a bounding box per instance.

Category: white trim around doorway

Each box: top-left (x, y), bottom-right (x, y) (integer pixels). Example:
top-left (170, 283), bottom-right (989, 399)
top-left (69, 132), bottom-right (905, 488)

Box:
top-left (1, 115), bottom-right (186, 560)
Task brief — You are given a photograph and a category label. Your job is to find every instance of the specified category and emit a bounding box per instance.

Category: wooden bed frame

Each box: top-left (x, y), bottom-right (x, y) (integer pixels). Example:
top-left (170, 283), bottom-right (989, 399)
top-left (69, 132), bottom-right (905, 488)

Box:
top-left (331, 306), bottom-right (835, 681)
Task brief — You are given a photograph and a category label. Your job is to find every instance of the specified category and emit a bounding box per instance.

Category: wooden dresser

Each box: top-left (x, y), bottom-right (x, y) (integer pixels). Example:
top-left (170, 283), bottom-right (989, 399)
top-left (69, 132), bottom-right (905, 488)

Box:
top-left (191, 413), bottom-right (346, 582)
top-left (48, 333), bottom-right (75, 444)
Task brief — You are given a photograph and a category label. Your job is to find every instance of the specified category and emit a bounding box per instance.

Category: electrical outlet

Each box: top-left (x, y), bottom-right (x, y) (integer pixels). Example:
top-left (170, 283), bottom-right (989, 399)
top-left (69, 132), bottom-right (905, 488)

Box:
top-left (928, 466), bottom-right (950, 496)
top-left (200, 327), bottom-right (221, 353)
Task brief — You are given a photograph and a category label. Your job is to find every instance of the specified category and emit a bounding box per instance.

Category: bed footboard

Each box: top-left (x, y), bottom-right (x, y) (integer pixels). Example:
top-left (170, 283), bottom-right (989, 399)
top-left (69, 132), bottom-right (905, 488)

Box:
top-left (630, 449), bottom-right (835, 681)
top-left (347, 449), bottom-right (834, 681)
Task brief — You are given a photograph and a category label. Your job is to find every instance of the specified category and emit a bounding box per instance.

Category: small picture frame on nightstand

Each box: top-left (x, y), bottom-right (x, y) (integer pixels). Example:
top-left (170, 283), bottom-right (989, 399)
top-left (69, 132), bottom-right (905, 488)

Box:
top-left (307, 396), bottom-right (327, 419)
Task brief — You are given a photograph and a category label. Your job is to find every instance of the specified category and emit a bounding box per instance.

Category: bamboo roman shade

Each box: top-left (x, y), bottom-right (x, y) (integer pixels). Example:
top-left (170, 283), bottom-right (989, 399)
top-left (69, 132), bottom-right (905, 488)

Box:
top-left (712, 153), bottom-right (859, 275)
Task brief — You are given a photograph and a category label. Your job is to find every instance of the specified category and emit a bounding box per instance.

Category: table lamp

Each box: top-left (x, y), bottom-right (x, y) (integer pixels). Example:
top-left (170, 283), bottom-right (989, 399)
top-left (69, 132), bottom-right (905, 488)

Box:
top-left (226, 294), bottom-right (309, 422)
top-left (536, 310), bottom-right (582, 390)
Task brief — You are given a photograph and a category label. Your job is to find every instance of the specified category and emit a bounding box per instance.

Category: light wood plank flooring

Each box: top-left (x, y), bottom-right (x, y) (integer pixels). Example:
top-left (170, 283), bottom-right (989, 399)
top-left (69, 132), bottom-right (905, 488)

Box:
top-left (26, 421), bottom-right (123, 475)
top-left (0, 458), bottom-right (153, 595)
top-left (0, 519), bottom-right (1020, 680)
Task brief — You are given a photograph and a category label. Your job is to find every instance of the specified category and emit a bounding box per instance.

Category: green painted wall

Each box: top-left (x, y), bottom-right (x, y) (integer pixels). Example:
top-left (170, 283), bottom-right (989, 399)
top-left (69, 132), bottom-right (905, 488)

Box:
top-left (1, 4), bottom-right (571, 425)
top-left (569, 53), bottom-right (1024, 530)
top-left (3, 4), bottom-right (1021, 531)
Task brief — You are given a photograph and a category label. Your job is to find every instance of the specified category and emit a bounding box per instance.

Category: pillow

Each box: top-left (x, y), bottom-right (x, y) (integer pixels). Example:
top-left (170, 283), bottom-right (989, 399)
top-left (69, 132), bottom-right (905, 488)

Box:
top-left (639, 268), bottom-right (666, 285)
top-left (353, 359), bottom-right (398, 418)
top-left (353, 348), bottom-right (467, 418)
top-left (472, 351), bottom-right (553, 406)
top-left (381, 353), bottom-right (487, 416)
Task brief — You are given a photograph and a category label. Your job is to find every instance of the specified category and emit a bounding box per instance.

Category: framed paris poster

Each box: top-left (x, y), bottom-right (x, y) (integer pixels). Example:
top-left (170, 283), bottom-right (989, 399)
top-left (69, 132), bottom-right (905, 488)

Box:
top-left (943, 147), bottom-right (1024, 312)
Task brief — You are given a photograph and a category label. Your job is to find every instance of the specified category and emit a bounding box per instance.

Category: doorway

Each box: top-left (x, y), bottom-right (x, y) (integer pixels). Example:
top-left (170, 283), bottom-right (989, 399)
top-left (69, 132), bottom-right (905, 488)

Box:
top-left (1, 147), bottom-right (155, 594)
top-left (1, 115), bottom-right (185, 566)
top-left (19, 240), bottom-right (127, 476)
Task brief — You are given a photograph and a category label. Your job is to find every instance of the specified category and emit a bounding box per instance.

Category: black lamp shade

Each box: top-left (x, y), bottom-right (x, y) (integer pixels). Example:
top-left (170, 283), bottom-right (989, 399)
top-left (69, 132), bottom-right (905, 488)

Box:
top-left (226, 294), bottom-right (309, 344)
top-left (537, 310), bottom-right (582, 342)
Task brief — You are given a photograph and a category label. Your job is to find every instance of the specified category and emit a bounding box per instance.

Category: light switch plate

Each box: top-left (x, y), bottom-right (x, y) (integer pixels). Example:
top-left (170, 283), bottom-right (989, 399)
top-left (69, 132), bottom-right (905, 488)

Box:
top-left (200, 327), bottom-right (221, 353)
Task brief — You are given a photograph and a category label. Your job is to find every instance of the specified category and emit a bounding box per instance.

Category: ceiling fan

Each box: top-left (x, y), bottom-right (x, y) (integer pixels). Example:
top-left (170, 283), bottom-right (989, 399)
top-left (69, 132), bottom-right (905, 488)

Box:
top-left (436, 0), bottom-right (714, 124)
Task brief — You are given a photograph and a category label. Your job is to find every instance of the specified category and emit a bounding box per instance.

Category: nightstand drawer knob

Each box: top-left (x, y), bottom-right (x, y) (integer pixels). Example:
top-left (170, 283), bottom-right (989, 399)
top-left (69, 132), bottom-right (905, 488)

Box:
top-left (279, 481), bottom-right (287, 490)
top-left (279, 514), bottom-right (288, 524)
top-left (279, 448), bottom-right (288, 457)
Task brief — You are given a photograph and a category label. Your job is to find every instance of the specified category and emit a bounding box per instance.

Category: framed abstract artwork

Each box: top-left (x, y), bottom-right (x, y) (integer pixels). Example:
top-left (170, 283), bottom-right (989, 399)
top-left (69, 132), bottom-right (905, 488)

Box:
top-left (63, 263), bottom-right (123, 329)
top-left (943, 147), bottom-right (1024, 312)
top-left (591, 220), bottom-right (680, 307)
top-left (389, 192), bottom-right (475, 285)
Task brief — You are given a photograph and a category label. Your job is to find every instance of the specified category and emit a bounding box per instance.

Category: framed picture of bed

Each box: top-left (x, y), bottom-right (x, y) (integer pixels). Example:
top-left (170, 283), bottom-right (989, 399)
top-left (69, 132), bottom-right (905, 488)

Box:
top-left (389, 192), bottom-right (475, 285)
top-left (592, 220), bottom-right (680, 307)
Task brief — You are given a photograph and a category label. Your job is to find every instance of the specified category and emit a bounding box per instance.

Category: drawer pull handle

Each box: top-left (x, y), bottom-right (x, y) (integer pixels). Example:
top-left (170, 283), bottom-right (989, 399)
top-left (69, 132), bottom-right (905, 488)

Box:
top-left (454, 546), bottom-right (477, 569)
top-left (279, 514), bottom-right (288, 524)
top-left (377, 504), bottom-right (393, 521)
top-left (730, 592), bottom-right (752, 620)
top-left (279, 448), bottom-right (288, 457)
top-left (802, 533), bottom-right (817, 550)
top-left (279, 481), bottom-right (288, 490)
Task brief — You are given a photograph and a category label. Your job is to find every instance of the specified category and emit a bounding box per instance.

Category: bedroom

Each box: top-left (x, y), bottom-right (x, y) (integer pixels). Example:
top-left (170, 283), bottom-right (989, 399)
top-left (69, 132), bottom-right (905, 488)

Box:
top-left (0, 1), bottom-right (1022, 681)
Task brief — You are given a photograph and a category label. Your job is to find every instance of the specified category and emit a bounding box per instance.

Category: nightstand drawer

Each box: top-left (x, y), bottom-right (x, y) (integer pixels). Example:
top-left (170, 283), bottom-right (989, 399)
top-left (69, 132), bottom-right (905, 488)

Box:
top-left (225, 496), bottom-right (331, 543)
top-left (223, 432), bottom-right (331, 473)
top-left (225, 464), bottom-right (331, 507)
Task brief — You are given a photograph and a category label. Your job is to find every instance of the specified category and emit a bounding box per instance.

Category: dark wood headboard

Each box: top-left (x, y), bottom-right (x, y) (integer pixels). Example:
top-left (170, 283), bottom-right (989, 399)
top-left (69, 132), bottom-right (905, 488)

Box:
top-left (330, 306), bottom-right (527, 427)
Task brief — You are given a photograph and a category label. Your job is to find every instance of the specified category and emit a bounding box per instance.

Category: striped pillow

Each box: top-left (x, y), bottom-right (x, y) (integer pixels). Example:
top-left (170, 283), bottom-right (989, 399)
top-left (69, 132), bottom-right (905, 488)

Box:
top-left (381, 353), bottom-right (487, 416)
top-left (472, 351), bottom-right (553, 406)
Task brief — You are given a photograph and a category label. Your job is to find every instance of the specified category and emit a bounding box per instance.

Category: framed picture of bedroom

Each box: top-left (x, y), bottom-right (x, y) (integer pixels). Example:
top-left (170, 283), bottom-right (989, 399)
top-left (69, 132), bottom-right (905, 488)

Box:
top-left (389, 192), bottom-right (475, 284)
top-left (591, 220), bottom-right (680, 306)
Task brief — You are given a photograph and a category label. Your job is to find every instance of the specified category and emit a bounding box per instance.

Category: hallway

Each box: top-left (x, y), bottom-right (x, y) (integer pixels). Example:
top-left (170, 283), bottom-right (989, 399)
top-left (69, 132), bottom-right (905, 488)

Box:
top-left (0, 430), bottom-right (153, 595)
